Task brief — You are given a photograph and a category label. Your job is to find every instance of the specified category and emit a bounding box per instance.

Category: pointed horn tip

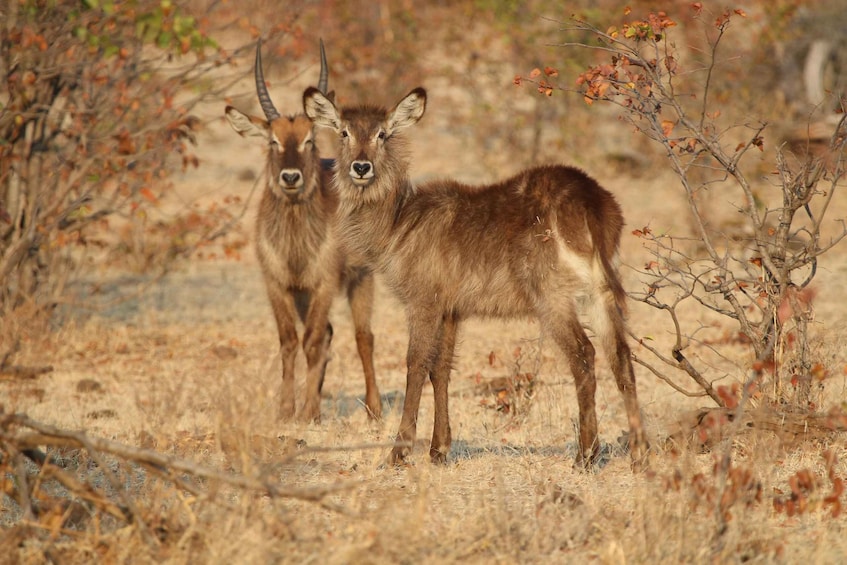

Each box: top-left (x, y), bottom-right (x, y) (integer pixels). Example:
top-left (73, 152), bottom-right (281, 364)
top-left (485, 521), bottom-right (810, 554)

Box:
top-left (254, 38), bottom-right (280, 122)
top-left (318, 39), bottom-right (329, 95)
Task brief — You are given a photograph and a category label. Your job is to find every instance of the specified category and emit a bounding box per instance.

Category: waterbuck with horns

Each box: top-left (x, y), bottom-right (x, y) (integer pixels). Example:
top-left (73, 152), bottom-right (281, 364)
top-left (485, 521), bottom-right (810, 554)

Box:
top-left (224, 41), bottom-right (381, 422)
top-left (303, 86), bottom-right (648, 468)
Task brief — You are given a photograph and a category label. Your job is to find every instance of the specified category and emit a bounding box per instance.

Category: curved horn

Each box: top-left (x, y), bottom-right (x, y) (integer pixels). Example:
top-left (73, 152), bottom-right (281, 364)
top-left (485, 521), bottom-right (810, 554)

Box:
top-left (254, 39), bottom-right (280, 122)
top-left (318, 38), bottom-right (329, 95)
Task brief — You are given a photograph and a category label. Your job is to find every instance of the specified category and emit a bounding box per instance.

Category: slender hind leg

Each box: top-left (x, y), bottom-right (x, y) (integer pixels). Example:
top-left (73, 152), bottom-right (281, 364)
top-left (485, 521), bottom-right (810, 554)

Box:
top-left (546, 302), bottom-right (600, 468)
top-left (597, 295), bottom-right (649, 467)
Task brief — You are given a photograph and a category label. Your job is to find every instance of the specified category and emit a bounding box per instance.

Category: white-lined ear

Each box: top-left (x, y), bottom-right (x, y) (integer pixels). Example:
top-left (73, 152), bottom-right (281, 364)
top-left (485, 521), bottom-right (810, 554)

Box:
top-left (303, 87), bottom-right (341, 131)
top-left (387, 87), bottom-right (426, 133)
top-left (225, 106), bottom-right (268, 138)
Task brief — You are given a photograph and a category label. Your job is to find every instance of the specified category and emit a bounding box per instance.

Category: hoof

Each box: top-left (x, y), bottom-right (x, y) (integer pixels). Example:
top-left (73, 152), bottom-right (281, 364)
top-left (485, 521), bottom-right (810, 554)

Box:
top-left (573, 446), bottom-right (601, 471)
top-left (429, 446), bottom-right (448, 465)
top-left (629, 442), bottom-right (652, 473)
top-left (278, 404), bottom-right (295, 422)
top-left (365, 401), bottom-right (383, 421)
top-left (389, 445), bottom-right (412, 467)
top-left (298, 405), bottom-right (321, 424)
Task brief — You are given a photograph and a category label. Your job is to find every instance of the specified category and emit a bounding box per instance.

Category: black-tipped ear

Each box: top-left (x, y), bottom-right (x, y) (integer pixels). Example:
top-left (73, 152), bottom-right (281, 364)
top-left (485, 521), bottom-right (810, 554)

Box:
top-left (303, 86), bottom-right (341, 131)
top-left (387, 87), bottom-right (426, 133)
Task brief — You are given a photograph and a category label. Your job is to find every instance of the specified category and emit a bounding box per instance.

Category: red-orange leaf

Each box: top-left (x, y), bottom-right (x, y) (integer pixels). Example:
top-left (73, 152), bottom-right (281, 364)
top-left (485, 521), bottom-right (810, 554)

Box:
top-left (717, 384), bottom-right (739, 409)
top-left (139, 187), bottom-right (158, 203)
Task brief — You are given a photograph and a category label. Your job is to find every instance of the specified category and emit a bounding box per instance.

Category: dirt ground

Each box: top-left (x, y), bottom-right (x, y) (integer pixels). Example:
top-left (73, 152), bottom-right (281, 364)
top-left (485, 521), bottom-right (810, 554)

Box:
top-left (5, 45), bottom-right (847, 563)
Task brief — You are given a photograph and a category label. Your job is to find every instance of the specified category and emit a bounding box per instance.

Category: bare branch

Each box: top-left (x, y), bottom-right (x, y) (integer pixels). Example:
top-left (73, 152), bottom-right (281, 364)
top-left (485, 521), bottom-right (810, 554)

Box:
top-left (631, 353), bottom-right (708, 398)
top-left (552, 8), bottom-right (847, 408)
top-left (0, 410), bottom-right (360, 529)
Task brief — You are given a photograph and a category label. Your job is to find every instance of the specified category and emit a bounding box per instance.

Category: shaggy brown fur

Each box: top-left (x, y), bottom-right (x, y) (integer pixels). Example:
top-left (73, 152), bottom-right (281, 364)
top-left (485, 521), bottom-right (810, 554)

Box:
top-left (304, 85), bottom-right (648, 468)
top-left (224, 43), bottom-right (380, 422)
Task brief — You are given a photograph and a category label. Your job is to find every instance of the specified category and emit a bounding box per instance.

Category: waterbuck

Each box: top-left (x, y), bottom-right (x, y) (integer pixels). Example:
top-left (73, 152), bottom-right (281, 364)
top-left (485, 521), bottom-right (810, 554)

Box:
top-left (224, 41), bottom-right (381, 422)
top-left (303, 86), bottom-right (648, 468)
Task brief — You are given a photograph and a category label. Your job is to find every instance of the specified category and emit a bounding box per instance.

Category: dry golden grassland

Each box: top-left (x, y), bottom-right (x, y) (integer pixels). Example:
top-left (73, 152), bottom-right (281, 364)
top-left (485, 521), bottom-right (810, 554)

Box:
top-left (5, 16), bottom-right (847, 559)
top-left (4, 164), bottom-right (847, 562)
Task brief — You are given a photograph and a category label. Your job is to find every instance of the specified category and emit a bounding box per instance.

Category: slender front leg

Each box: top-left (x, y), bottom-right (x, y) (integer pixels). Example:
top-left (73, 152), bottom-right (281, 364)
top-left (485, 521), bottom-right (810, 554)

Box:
top-left (348, 271), bottom-right (381, 420)
top-left (300, 286), bottom-right (334, 423)
top-left (430, 313), bottom-right (458, 464)
top-left (390, 310), bottom-right (442, 465)
top-left (267, 286), bottom-right (300, 421)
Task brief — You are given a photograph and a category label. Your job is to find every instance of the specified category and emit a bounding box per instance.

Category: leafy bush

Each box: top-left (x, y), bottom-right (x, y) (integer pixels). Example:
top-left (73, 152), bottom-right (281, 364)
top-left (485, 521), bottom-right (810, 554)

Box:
top-left (0, 0), bottom-right (245, 343)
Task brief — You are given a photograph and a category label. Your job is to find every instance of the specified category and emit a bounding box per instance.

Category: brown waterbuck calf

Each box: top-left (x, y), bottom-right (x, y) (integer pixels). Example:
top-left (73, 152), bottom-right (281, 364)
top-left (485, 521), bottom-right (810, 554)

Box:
top-left (303, 86), bottom-right (648, 468)
top-left (224, 41), bottom-right (381, 422)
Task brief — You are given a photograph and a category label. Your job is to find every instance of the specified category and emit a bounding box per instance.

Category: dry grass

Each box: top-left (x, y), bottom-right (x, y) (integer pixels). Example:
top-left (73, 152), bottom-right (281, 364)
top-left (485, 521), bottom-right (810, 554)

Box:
top-left (3, 256), bottom-right (847, 563)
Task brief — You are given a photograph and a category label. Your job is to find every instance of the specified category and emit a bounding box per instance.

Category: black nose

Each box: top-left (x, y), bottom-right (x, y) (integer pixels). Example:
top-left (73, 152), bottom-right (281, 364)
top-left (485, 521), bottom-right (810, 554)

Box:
top-left (352, 161), bottom-right (371, 177)
top-left (281, 171), bottom-right (301, 186)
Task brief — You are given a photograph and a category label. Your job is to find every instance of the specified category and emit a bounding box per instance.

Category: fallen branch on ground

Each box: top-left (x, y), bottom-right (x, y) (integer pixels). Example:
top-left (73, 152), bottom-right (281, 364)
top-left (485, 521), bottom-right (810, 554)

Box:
top-left (0, 408), bottom-right (359, 537)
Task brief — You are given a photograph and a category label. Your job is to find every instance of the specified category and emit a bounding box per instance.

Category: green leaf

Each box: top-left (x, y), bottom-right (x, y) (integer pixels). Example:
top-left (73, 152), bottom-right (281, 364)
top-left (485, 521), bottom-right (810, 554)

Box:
top-left (157, 31), bottom-right (173, 49)
top-left (174, 15), bottom-right (195, 37)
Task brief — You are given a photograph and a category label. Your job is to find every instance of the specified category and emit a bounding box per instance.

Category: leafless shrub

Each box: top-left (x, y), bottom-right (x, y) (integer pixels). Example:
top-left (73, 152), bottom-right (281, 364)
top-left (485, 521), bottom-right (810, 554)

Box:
top-left (519, 6), bottom-right (847, 413)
